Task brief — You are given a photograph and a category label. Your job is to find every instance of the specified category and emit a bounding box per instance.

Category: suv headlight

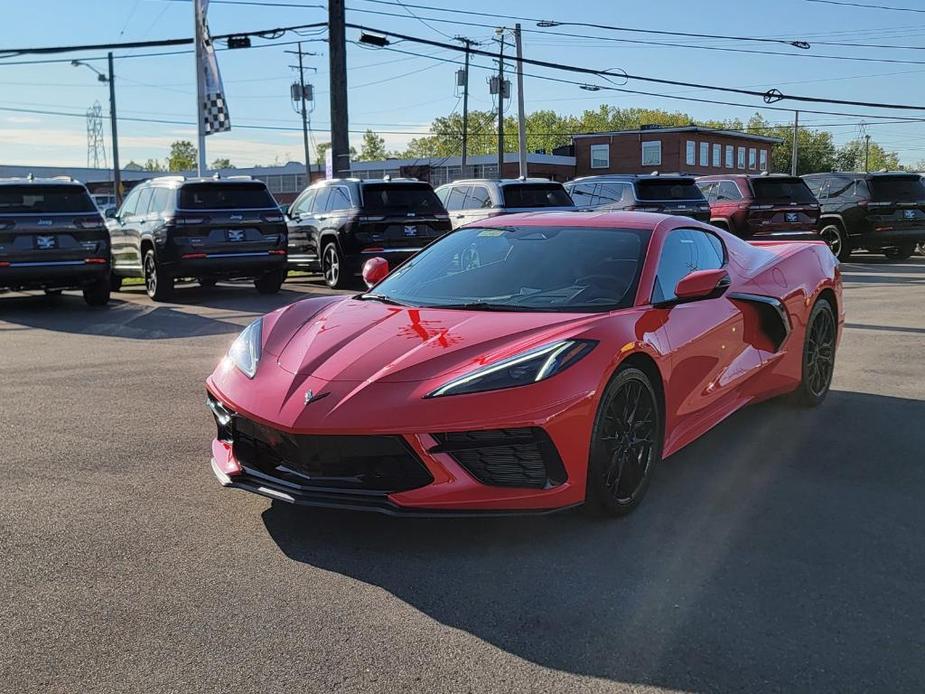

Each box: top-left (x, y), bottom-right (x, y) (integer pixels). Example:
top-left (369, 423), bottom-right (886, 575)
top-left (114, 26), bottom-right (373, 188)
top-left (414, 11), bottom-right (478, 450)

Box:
top-left (427, 339), bottom-right (596, 398)
top-left (227, 319), bottom-right (262, 378)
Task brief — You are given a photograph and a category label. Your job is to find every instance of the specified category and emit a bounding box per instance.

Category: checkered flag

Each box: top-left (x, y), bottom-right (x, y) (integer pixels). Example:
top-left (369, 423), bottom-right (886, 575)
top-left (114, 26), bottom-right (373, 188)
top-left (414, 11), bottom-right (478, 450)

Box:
top-left (196, 0), bottom-right (231, 135)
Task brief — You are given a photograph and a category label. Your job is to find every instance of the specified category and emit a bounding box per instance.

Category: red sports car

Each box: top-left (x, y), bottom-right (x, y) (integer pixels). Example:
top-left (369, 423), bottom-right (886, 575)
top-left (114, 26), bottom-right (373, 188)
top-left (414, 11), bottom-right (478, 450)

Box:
top-left (206, 211), bottom-right (842, 517)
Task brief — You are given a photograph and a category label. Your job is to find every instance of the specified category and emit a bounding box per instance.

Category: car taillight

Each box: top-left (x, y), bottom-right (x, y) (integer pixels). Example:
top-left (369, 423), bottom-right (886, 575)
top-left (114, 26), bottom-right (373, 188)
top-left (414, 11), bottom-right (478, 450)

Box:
top-left (749, 204), bottom-right (774, 211)
top-left (166, 216), bottom-right (208, 226)
top-left (261, 213), bottom-right (285, 223)
top-left (182, 252), bottom-right (208, 259)
top-left (84, 257), bottom-right (107, 264)
top-left (698, 205), bottom-right (710, 211)
top-left (0, 261), bottom-right (10, 267)
top-left (74, 217), bottom-right (105, 229)
top-left (268, 249), bottom-right (286, 255)
top-left (627, 205), bottom-right (660, 212)
top-left (357, 216), bottom-right (386, 222)
top-left (0, 220), bottom-right (15, 231)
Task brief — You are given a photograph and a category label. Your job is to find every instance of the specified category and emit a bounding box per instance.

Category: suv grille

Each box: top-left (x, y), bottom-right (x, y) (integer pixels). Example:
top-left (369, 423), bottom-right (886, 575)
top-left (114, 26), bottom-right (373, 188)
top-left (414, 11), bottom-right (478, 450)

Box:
top-left (430, 428), bottom-right (567, 489)
top-left (232, 416), bottom-right (433, 492)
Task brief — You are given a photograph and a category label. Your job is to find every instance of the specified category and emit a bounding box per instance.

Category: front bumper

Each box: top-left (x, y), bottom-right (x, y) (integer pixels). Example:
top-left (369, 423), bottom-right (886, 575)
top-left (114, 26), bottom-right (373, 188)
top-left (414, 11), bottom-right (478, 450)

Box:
top-left (0, 260), bottom-right (109, 290)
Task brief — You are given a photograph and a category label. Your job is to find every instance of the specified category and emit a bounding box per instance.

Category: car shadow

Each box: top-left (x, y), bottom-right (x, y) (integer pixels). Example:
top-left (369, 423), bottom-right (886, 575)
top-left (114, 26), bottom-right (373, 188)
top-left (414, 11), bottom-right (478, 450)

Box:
top-left (262, 390), bottom-right (925, 692)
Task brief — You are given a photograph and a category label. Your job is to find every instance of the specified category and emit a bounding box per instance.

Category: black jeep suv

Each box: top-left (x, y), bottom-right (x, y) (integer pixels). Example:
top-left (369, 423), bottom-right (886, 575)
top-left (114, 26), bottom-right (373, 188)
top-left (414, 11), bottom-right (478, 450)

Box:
top-left (803, 172), bottom-right (925, 260)
top-left (0, 177), bottom-right (111, 305)
top-left (565, 174), bottom-right (710, 222)
top-left (286, 178), bottom-right (451, 288)
top-left (107, 176), bottom-right (288, 301)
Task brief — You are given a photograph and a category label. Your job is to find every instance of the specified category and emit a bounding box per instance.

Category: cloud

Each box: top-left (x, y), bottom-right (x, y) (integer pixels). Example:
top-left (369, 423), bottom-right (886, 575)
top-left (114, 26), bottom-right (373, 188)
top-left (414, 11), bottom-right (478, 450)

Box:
top-left (4, 116), bottom-right (42, 125)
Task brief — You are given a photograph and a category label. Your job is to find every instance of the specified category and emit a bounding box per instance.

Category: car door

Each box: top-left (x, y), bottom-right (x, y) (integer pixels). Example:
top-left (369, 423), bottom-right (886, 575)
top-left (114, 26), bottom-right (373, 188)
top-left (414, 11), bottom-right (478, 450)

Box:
top-left (108, 186), bottom-right (141, 272)
top-left (461, 184), bottom-right (495, 225)
top-left (443, 185), bottom-right (471, 228)
top-left (653, 228), bottom-right (761, 438)
top-left (127, 186), bottom-right (155, 269)
top-left (286, 188), bottom-right (318, 259)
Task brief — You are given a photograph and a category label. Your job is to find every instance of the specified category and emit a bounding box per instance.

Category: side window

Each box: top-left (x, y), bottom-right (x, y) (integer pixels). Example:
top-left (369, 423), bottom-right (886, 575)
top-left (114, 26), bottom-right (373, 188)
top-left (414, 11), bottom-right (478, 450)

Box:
top-left (652, 229), bottom-right (725, 304)
top-left (568, 183), bottom-right (596, 206)
top-left (596, 183), bottom-right (627, 206)
top-left (328, 186), bottom-right (352, 212)
top-left (446, 185), bottom-right (470, 211)
top-left (313, 187), bottom-right (333, 214)
top-left (828, 177), bottom-right (853, 200)
top-left (292, 188), bottom-right (317, 216)
top-left (466, 185), bottom-right (492, 209)
top-left (854, 179), bottom-right (870, 198)
top-left (117, 188), bottom-right (141, 218)
top-left (134, 187), bottom-right (155, 217)
top-left (434, 187), bottom-right (449, 206)
top-left (717, 181), bottom-right (742, 201)
top-left (804, 177), bottom-right (824, 198)
top-left (149, 187), bottom-right (171, 215)
top-left (697, 181), bottom-right (717, 202)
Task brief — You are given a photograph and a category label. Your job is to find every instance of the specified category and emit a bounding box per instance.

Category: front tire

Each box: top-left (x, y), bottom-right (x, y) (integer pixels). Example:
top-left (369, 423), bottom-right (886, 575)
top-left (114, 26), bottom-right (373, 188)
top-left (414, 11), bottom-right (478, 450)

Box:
top-left (254, 268), bottom-right (286, 294)
top-left (82, 275), bottom-right (111, 306)
top-left (790, 298), bottom-right (837, 408)
top-left (820, 224), bottom-right (851, 261)
top-left (321, 240), bottom-right (348, 289)
top-left (585, 367), bottom-right (662, 517)
top-left (143, 249), bottom-right (173, 301)
top-left (884, 243), bottom-right (915, 260)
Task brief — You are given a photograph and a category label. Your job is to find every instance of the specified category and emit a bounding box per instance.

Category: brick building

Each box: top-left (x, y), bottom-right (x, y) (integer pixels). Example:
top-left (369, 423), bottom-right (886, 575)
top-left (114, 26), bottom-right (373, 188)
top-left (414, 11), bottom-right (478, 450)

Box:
top-left (573, 126), bottom-right (782, 178)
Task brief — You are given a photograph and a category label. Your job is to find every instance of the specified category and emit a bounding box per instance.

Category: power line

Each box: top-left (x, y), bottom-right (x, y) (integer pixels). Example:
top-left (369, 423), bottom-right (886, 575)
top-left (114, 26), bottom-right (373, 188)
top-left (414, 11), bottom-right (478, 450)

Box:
top-left (345, 22), bottom-right (925, 112)
top-left (806, 0), bottom-right (925, 12)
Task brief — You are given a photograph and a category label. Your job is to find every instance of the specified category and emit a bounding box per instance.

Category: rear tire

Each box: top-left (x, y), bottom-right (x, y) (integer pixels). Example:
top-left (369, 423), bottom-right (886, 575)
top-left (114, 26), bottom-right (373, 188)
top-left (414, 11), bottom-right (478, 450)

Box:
top-left (44, 288), bottom-right (63, 297)
top-left (884, 243), bottom-right (915, 260)
top-left (199, 277), bottom-right (217, 288)
top-left (790, 298), bottom-right (837, 408)
top-left (585, 366), bottom-right (663, 518)
top-left (82, 275), bottom-right (111, 306)
top-left (143, 249), bottom-right (173, 302)
top-left (820, 224), bottom-right (851, 261)
top-left (254, 268), bottom-right (286, 294)
top-left (321, 240), bottom-right (348, 289)
top-left (109, 272), bottom-right (123, 292)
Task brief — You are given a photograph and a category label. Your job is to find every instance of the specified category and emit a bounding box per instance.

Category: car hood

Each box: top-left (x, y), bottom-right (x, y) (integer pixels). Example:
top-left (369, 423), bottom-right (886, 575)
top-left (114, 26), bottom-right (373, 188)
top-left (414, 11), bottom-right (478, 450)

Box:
top-left (268, 296), bottom-right (603, 384)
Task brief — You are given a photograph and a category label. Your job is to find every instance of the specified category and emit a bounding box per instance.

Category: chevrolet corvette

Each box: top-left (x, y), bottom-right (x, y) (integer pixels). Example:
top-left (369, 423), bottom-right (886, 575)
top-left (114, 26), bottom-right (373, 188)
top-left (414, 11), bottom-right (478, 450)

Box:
top-left (206, 211), bottom-right (843, 517)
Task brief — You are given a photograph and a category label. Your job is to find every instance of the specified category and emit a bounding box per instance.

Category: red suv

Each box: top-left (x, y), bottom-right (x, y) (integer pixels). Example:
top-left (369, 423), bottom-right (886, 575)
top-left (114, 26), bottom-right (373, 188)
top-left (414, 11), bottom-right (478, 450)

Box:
top-left (696, 174), bottom-right (821, 240)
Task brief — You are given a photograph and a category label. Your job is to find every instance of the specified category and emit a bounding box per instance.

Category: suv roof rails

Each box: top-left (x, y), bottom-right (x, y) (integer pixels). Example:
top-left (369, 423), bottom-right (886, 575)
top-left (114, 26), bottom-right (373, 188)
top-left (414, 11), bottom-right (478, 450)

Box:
top-left (225, 174), bottom-right (254, 181)
top-left (151, 175), bottom-right (186, 183)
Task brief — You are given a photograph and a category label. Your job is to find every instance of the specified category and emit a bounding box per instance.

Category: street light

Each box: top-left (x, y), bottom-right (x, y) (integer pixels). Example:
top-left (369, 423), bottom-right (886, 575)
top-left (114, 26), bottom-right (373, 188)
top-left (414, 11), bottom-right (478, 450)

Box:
top-left (72, 53), bottom-right (121, 204)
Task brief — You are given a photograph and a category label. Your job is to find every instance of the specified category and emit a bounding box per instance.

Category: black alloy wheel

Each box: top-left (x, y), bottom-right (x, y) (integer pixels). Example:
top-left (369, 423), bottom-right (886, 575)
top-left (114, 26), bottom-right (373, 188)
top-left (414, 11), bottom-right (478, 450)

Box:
top-left (321, 241), bottom-right (346, 289)
top-left (144, 249), bottom-right (173, 301)
top-left (586, 367), bottom-right (662, 517)
top-left (820, 224), bottom-right (851, 261)
top-left (884, 243), bottom-right (915, 260)
top-left (791, 298), bottom-right (836, 407)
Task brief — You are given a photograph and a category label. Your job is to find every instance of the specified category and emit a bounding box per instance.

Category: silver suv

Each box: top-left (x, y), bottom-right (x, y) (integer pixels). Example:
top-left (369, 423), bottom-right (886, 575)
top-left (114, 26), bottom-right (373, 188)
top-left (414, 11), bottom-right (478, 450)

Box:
top-left (434, 178), bottom-right (575, 229)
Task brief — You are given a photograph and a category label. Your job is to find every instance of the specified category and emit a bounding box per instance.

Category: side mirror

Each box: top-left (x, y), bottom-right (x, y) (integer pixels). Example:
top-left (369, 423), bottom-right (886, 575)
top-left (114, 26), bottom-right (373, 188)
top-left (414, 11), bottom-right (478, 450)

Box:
top-left (362, 257), bottom-right (389, 288)
top-left (104, 207), bottom-right (117, 219)
top-left (673, 268), bottom-right (731, 302)
top-left (279, 204), bottom-right (289, 217)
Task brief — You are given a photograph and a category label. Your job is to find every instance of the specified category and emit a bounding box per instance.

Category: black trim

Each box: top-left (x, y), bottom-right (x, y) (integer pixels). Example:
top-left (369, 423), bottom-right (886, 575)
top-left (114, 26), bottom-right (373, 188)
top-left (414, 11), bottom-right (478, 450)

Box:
top-left (728, 292), bottom-right (792, 351)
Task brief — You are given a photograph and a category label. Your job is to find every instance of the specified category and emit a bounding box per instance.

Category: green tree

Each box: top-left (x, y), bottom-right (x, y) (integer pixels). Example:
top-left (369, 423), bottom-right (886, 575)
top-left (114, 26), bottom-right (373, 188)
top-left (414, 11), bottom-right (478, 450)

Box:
top-left (357, 129), bottom-right (387, 161)
top-left (744, 114), bottom-right (837, 175)
top-left (834, 138), bottom-right (902, 172)
top-left (143, 158), bottom-right (165, 172)
top-left (166, 140), bottom-right (197, 171)
top-left (211, 157), bottom-right (234, 169)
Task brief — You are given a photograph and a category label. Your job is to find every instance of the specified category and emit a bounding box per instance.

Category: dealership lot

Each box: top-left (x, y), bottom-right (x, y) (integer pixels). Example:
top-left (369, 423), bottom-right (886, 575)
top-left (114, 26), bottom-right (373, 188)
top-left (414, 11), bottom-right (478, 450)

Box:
top-left (2, 260), bottom-right (924, 693)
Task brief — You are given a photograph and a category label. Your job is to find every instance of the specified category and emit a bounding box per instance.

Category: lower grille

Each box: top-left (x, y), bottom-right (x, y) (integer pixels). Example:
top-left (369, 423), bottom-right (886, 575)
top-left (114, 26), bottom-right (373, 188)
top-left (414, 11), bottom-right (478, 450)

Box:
top-left (231, 415), bottom-right (433, 493)
top-left (430, 428), bottom-right (567, 489)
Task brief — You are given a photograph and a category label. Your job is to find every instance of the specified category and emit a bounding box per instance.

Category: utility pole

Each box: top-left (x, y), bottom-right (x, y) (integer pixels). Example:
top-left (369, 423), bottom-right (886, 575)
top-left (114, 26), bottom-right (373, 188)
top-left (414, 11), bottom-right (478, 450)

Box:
top-left (329, 0), bottom-right (350, 178)
top-left (496, 31), bottom-right (506, 176)
top-left (107, 53), bottom-right (122, 204)
top-left (514, 24), bottom-right (527, 178)
top-left (790, 109), bottom-right (799, 176)
top-left (194, 0), bottom-right (207, 176)
top-left (864, 133), bottom-right (871, 172)
top-left (455, 38), bottom-right (473, 173)
top-left (286, 42), bottom-right (315, 180)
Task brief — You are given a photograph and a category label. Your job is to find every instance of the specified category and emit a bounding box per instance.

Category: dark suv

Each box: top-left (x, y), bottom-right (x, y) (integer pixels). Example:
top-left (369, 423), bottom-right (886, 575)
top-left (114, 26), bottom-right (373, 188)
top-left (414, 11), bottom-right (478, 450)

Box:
top-left (803, 172), bottom-right (925, 260)
top-left (0, 176), bottom-right (111, 305)
top-left (434, 178), bottom-right (575, 229)
top-left (107, 176), bottom-right (288, 301)
top-left (565, 174), bottom-right (710, 221)
top-left (696, 174), bottom-right (821, 241)
top-left (287, 178), bottom-right (451, 288)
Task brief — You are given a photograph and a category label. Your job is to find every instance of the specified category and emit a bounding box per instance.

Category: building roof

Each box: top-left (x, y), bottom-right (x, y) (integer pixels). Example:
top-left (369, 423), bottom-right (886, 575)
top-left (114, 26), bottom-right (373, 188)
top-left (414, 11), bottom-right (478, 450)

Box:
top-left (572, 126), bottom-right (782, 145)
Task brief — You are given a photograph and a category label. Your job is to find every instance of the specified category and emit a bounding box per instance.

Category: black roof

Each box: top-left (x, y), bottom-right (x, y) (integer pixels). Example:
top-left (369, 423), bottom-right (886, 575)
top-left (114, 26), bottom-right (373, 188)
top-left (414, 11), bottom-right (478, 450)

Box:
top-left (803, 171), bottom-right (920, 179)
top-left (568, 174), bottom-right (696, 184)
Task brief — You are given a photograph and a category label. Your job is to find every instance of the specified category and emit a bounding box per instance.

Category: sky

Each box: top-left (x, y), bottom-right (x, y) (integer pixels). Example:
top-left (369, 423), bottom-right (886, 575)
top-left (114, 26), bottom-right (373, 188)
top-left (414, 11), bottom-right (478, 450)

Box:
top-left (2, 0), bottom-right (925, 169)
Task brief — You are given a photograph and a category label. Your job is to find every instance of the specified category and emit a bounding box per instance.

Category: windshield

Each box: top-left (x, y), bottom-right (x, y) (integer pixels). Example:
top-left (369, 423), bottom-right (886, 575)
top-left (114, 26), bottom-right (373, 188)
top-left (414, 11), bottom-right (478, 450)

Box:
top-left (869, 176), bottom-right (925, 202)
top-left (636, 179), bottom-right (705, 202)
top-left (751, 178), bottom-right (817, 204)
top-left (501, 184), bottom-right (574, 208)
top-left (369, 225), bottom-right (648, 312)
top-left (361, 183), bottom-right (444, 214)
top-left (178, 182), bottom-right (276, 209)
top-left (0, 185), bottom-right (96, 213)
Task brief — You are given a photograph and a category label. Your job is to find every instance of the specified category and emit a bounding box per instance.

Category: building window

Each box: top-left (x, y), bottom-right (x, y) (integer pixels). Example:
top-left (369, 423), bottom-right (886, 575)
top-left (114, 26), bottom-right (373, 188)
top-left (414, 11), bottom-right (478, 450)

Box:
top-left (641, 140), bottom-right (662, 167)
top-left (759, 149), bottom-right (768, 172)
top-left (685, 140), bottom-right (696, 166)
top-left (699, 142), bottom-right (709, 166)
top-left (748, 148), bottom-right (757, 170)
top-left (725, 145), bottom-right (734, 169)
top-left (737, 146), bottom-right (746, 169)
top-left (590, 143), bottom-right (610, 169)
top-left (712, 144), bottom-right (721, 168)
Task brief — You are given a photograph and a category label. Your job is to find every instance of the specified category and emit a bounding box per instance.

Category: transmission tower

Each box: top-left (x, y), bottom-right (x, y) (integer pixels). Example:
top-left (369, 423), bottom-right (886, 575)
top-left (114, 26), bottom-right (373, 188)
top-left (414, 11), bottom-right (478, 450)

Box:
top-left (86, 101), bottom-right (107, 169)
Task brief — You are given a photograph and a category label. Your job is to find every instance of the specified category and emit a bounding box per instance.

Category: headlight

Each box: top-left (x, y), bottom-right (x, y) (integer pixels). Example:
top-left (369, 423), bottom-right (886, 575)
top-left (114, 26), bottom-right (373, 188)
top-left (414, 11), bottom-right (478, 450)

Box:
top-left (427, 339), bottom-right (596, 398)
top-left (227, 318), bottom-right (262, 378)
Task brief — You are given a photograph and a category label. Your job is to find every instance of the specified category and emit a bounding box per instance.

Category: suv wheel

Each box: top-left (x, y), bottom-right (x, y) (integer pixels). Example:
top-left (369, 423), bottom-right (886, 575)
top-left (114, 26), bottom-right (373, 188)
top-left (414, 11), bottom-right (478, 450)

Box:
top-left (109, 272), bottom-right (123, 292)
top-left (82, 274), bottom-right (111, 306)
top-left (254, 268), bottom-right (286, 294)
top-left (321, 241), bottom-right (347, 289)
top-left (820, 224), bottom-right (851, 261)
top-left (884, 243), bottom-right (915, 260)
top-left (143, 249), bottom-right (173, 301)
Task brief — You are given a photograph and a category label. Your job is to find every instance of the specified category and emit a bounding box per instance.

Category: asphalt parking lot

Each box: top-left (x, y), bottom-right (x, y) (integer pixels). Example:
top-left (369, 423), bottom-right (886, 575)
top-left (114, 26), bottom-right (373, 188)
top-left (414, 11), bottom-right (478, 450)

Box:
top-left (2, 258), bottom-right (924, 694)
